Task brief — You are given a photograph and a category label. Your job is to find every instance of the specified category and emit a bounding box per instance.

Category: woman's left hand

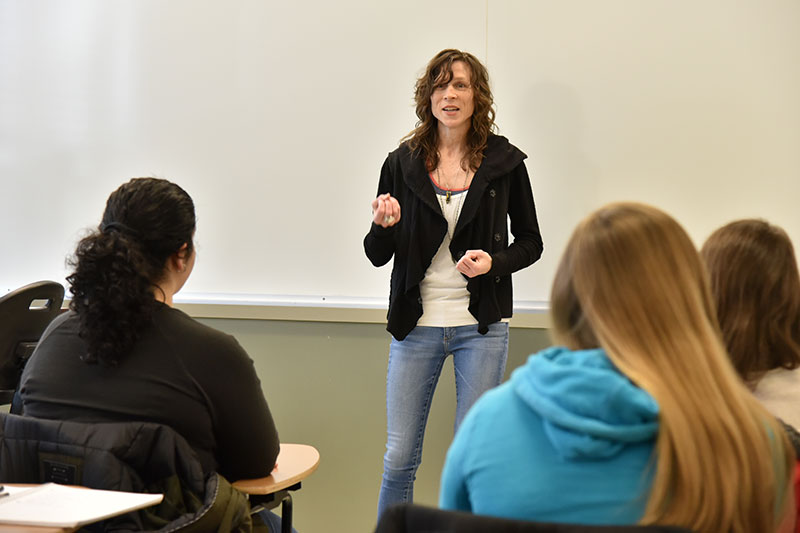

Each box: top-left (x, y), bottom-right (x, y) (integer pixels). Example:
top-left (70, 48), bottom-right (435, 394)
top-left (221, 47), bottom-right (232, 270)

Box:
top-left (456, 250), bottom-right (492, 278)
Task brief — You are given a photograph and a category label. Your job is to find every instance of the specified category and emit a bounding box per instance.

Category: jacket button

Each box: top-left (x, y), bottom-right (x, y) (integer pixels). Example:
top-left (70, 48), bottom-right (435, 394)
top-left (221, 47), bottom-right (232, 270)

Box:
top-left (489, 189), bottom-right (496, 198)
top-left (458, 250), bottom-right (465, 258)
top-left (494, 233), bottom-right (501, 242)
top-left (417, 297), bottom-right (423, 305)
top-left (495, 276), bottom-right (501, 283)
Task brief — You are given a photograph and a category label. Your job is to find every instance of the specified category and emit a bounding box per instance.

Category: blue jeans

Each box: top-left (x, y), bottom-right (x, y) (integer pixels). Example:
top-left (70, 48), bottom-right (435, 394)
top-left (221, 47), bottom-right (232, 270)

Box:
top-left (257, 509), bottom-right (297, 533)
top-left (377, 323), bottom-right (509, 519)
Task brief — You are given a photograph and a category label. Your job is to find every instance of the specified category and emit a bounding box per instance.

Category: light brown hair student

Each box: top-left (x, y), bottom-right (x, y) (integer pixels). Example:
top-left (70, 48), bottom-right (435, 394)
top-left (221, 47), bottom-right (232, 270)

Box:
top-left (440, 203), bottom-right (795, 532)
top-left (701, 219), bottom-right (800, 384)
top-left (552, 204), bottom-right (795, 532)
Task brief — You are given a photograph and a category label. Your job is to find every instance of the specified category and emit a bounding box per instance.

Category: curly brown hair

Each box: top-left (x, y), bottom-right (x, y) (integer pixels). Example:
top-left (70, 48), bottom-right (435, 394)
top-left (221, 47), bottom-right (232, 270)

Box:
top-left (68, 178), bottom-right (195, 365)
top-left (701, 219), bottom-right (800, 383)
top-left (402, 49), bottom-right (496, 171)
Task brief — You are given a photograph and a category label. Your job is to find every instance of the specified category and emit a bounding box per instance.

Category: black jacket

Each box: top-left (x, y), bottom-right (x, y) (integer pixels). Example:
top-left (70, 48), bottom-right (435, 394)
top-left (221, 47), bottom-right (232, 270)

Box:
top-left (364, 135), bottom-right (543, 340)
top-left (0, 413), bottom-right (256, 532)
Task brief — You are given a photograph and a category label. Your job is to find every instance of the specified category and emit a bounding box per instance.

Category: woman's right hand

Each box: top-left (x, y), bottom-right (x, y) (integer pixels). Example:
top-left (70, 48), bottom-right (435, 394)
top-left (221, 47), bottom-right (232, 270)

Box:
top-left (371, 193), bottom-right (401, 228)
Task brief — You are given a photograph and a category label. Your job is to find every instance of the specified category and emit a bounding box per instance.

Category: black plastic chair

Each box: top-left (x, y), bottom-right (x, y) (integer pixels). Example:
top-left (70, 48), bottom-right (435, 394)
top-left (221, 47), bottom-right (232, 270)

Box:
top-left (374, 504), bottom-right (694, 533)
top-left (0, 281), bottom-right (64, 404)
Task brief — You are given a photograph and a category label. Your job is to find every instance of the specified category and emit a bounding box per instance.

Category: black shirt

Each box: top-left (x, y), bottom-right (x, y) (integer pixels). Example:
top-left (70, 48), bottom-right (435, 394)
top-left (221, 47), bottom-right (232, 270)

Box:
top-left (19, 304), bottom-right (280, 481)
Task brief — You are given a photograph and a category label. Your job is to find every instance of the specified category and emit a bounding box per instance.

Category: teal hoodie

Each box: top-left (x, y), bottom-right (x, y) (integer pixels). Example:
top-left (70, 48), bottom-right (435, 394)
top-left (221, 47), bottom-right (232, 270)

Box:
top-left (439, 346), bottom-right (660, 525)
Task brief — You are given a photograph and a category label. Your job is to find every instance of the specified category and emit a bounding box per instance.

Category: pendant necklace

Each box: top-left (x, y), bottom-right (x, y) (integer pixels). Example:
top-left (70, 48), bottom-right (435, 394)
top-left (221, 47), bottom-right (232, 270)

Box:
top-left (437, 166), bottom-right (469, 204)
top-left (436, 165), bottom-right (470, 241)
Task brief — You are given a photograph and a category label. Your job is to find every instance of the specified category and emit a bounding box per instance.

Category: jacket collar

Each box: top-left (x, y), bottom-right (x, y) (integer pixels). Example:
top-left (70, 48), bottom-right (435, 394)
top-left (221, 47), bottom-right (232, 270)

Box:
top-left (399, 147), bottom-right (440, 215)
top-left (457, 135), bottom-right (526, 234)
top-left (398, 135), bottom-right (527, 234)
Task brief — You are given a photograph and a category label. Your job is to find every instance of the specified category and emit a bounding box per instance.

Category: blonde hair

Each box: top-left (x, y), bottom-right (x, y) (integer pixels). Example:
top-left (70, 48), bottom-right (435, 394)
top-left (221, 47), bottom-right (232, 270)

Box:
top-left (551, 203), bottom-right (794, 532)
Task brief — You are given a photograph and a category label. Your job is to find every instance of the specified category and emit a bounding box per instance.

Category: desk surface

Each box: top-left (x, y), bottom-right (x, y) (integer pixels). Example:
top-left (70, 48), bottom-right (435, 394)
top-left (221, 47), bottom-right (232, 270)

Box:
top-left (232, 443), bottom-right (320, 495)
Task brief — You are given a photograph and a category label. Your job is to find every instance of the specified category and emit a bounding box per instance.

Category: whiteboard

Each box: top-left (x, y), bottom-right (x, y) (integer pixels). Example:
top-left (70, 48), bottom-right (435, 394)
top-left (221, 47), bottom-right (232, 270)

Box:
top-left (2, 0), bottom-right (798, 309)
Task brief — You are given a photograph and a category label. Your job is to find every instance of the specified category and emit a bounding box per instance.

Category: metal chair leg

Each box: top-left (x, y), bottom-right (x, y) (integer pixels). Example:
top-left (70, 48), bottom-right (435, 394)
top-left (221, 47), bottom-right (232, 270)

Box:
top-left (281, 493), bottom-right (293, 533)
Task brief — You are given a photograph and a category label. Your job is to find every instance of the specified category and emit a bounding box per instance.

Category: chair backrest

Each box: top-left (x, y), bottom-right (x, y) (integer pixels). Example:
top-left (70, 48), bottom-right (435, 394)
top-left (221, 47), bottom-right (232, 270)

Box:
top-left (0, 413), bottom-right (251, 532)
top-left (374, 504), bottom-right (695, 533)
top-left (0, 281), bottom-right (64, 394)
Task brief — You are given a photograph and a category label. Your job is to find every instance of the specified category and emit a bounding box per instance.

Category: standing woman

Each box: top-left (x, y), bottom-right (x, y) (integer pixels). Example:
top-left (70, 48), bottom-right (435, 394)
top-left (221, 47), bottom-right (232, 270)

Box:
top-left (364, 49), bottom-right (543, 517)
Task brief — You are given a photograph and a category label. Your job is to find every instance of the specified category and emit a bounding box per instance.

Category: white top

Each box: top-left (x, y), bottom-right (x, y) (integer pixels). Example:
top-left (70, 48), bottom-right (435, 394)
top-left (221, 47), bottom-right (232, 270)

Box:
top-left (753, 367), bottom-right (800, 429)
top-left (418, 186), bottom-right (476, 328)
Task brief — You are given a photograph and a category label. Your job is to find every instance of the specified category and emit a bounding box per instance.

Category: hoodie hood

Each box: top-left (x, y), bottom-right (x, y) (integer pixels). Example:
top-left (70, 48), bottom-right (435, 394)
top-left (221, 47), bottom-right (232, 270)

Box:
top-left (511, 346), bottom-right (659, 459)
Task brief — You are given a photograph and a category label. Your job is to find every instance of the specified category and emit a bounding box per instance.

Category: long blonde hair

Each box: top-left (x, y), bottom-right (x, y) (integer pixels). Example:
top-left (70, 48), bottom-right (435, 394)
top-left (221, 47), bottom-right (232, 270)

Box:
top-left (551, 203), bottom-right (794, 532)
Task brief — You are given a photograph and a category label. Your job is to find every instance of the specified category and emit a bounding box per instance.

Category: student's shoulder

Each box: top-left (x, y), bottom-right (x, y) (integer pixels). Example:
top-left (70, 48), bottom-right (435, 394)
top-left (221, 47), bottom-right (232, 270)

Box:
top-left (156, 305), bottom-right (245, 356)
top-left (49, 308), bottom-right (76, 327)
top-left (476, 381), bottom-right (516, 410)
top-left (36, 310), bottom-right (79, 343)
top-left (460, 382), bottom-right (518, 431)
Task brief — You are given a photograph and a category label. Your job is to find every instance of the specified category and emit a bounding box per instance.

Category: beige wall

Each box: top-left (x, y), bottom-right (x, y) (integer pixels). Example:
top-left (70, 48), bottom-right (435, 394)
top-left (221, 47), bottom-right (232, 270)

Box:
top-left (197, 317), bottom-right (552, 533)
top-left (5, 1), bottom-right (799, 306)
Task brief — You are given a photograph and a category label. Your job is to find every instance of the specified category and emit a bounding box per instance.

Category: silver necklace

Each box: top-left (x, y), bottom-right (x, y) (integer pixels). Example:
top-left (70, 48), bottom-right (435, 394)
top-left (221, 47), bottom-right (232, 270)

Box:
top-left (437, 166), bottom-right (469, 204)
top-left (436, 166), bottom-right (470, 240)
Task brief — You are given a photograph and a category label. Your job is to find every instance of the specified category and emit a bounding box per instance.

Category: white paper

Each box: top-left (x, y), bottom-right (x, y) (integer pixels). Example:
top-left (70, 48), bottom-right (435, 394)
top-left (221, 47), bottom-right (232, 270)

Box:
top-left (0, 483), bottom-right (163, 527)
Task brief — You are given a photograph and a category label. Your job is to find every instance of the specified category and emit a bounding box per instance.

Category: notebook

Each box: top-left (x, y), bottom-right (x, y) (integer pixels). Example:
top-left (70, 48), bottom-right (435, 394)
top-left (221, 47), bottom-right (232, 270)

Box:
top-left (0, 483), bottom-right (163, 527)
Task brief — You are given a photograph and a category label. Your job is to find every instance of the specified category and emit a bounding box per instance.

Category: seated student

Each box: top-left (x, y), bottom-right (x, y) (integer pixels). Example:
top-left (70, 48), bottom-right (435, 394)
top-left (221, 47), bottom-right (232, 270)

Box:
top-left (438, 203), bottom-right (796, 532)
top-left (18, 177), bottom-right (283, 532)
top-left (701, 219), bottom-right (800, 429)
